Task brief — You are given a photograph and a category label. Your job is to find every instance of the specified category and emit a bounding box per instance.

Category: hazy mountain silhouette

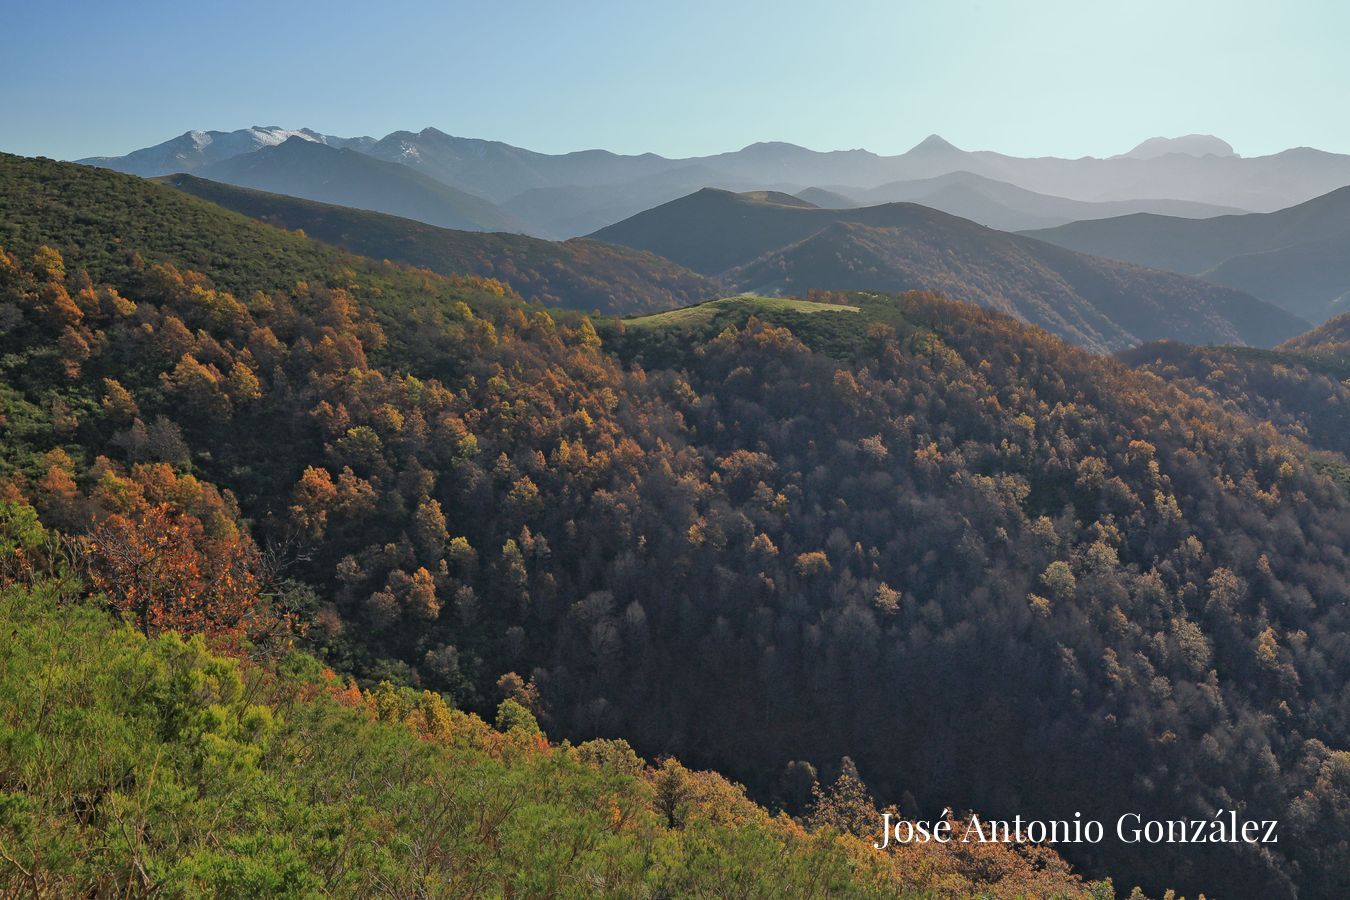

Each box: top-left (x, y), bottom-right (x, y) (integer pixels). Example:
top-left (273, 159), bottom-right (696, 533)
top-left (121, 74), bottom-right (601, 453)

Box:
top-left (817, 171), bottom-right (1244, 231)
top-left (794, 187), bottom-right (860, 208)
top-left (1116, 135), bottom-right (1237, 160)
top-left (79, 128), bottom-right (1350, 236)
top-left (194, 138), bottom-right (523, 233)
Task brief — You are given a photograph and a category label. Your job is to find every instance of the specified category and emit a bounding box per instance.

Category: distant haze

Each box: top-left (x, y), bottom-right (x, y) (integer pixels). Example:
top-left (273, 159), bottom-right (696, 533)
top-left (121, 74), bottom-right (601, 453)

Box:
top-left (1, 0), bottom-right (1348, 161)
top-left (76, 127), bottom-right (1350, 241)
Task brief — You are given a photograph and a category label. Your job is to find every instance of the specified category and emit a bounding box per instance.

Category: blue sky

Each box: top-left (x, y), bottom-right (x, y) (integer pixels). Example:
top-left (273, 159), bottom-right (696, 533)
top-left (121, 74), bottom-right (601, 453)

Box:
top-left (2, 0), bottom-right (1347, 160)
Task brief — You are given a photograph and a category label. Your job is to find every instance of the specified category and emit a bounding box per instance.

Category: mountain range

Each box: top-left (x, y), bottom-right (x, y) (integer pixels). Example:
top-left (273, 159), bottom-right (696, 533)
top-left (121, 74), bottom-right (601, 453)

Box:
top-left (805, 170), bottom-right (1245, 231)
top-left (76, 125), bottom-right (376, 176)
top-left (192, 137), bottom-right (524, 233)
top-left (78, 126), bottom-right (1350, 238)
top-left (591, 188), bottom-right (1307, 352)
top-left (1027, 186), bottom-right (1350, 322)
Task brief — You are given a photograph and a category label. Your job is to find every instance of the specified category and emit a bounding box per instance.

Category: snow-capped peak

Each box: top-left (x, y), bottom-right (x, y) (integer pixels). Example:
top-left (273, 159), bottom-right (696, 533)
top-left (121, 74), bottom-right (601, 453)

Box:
top-left (247, 127), bottom-right (323, 148)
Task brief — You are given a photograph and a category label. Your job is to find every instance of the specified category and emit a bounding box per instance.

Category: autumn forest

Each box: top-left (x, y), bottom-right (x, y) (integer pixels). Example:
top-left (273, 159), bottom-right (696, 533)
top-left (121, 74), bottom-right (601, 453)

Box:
top-left (1, 98), bottom-right (1349, 900)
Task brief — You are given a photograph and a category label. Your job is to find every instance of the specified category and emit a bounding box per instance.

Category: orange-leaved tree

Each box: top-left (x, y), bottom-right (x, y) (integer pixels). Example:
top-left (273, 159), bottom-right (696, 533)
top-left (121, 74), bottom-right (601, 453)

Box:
top-left (86, 502), bottom-right (278, 646)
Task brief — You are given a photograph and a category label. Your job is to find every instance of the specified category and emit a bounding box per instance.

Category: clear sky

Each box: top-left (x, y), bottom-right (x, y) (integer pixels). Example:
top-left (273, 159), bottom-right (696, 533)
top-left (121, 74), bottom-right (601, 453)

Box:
top-left (2, 0), bottom-right (1347, 161)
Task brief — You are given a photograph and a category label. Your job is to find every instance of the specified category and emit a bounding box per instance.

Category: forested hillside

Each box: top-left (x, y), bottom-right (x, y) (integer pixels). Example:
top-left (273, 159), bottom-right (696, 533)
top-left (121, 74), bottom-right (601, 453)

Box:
top-left (2, 154), bottom-right (1349, 896)
top-left (1119, 341), bottom-right (1350, 458)
top-left (161, 174), bottom-right (721, 315)
top-left (0, 560), bottom-right (1108, 896)
top-left (1280, 311), bottom-right (1350, 356)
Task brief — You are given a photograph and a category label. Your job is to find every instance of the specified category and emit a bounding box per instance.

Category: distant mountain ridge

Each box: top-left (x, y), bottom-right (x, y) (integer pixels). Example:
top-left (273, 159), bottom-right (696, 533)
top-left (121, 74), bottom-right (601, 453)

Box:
top-left (591, 188), bottom-right (1307, 352)
top-left (809, 171), bottom-right (1245, 231)
top-left (78, 127), bottom-right (1350, 237)
top-left (1117, 134), bottom-right (1237, 160)
top-left (1025, 186), bottom-right (1350, 321)
top-left (193, 137), bottom-right (523, 233)
top-left (77, 126), bottom-right (376, 177)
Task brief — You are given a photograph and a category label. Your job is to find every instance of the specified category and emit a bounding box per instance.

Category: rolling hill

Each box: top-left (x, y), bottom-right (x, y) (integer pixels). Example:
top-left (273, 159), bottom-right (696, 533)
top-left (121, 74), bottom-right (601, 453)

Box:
top-left (1025, 186), bottom-right (1350, 322)
top-left (194, 137), bottom-right (524, 233)
top-left (160, 174), bottom-right (720, 315)
top-left (591, 188), bottom-right (1307, 352)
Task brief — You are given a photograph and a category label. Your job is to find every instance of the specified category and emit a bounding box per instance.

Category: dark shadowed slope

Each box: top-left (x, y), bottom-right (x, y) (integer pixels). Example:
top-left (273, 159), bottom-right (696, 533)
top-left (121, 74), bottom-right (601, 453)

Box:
top-left (592, 189), bottom-right (1306, 352)
top-left (160, 175), bottom-right (720, 315)
top-left (195, 137), bottom-right (524, 233)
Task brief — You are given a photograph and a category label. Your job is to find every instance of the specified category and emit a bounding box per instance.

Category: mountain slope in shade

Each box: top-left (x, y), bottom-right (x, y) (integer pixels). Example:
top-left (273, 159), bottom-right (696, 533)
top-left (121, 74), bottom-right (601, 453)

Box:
top-left (160, 174), bottom-right (720, 315)
top-left (76, 126), bottom-right (375, 176)
top-left (1025, 185), bottom-right (1350, 321)
top-left (195, 137), bottom-right (524, 233)
top-left (591, 189), bottom-right (1307, 352)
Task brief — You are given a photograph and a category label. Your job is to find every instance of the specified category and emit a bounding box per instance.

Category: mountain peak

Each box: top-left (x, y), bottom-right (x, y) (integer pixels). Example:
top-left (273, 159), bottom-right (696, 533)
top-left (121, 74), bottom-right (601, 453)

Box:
top-left (733, 141), bottom-right (812, 157)
top-left (1120, 134), bottom-right (1236, 160)
top-left (908, 134), bottom-right (961, 154)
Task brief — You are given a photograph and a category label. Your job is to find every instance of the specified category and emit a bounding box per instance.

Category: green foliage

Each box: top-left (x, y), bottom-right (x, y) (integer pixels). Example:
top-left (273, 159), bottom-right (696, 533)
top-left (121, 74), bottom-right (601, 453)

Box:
top-left (495, 698), bottom-right (543, 736)
top-left (0, 583), bottom-right (1108, 897)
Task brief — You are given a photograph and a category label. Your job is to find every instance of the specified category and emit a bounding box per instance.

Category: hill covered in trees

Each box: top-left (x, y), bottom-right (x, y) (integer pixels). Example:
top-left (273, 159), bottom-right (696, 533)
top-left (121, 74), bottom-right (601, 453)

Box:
top-left (2, 154), bottom-right (1349, 896)
top-left (590, 188), bottom-right (1306, 352)
top-left (161, 174), bottom-right (721, 315)
top-left (1117, 320), bottom-right (1350, 497)
top-left (1118, 341), bottom-right (1350, 458)
top-left (1279, 311), bottom-right (1350, 356)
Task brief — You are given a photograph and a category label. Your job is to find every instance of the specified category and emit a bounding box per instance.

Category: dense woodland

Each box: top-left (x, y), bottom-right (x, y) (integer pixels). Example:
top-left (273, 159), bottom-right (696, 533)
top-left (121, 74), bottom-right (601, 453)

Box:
top-left (0, 539), bottom-right (1111, 896)
top-left (1280, 311), bottom-right (1350, 357)
top-left (2, 154), bottom-right (1349, 896)
top-left (1119, 342), bottom-right (1350, 456)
